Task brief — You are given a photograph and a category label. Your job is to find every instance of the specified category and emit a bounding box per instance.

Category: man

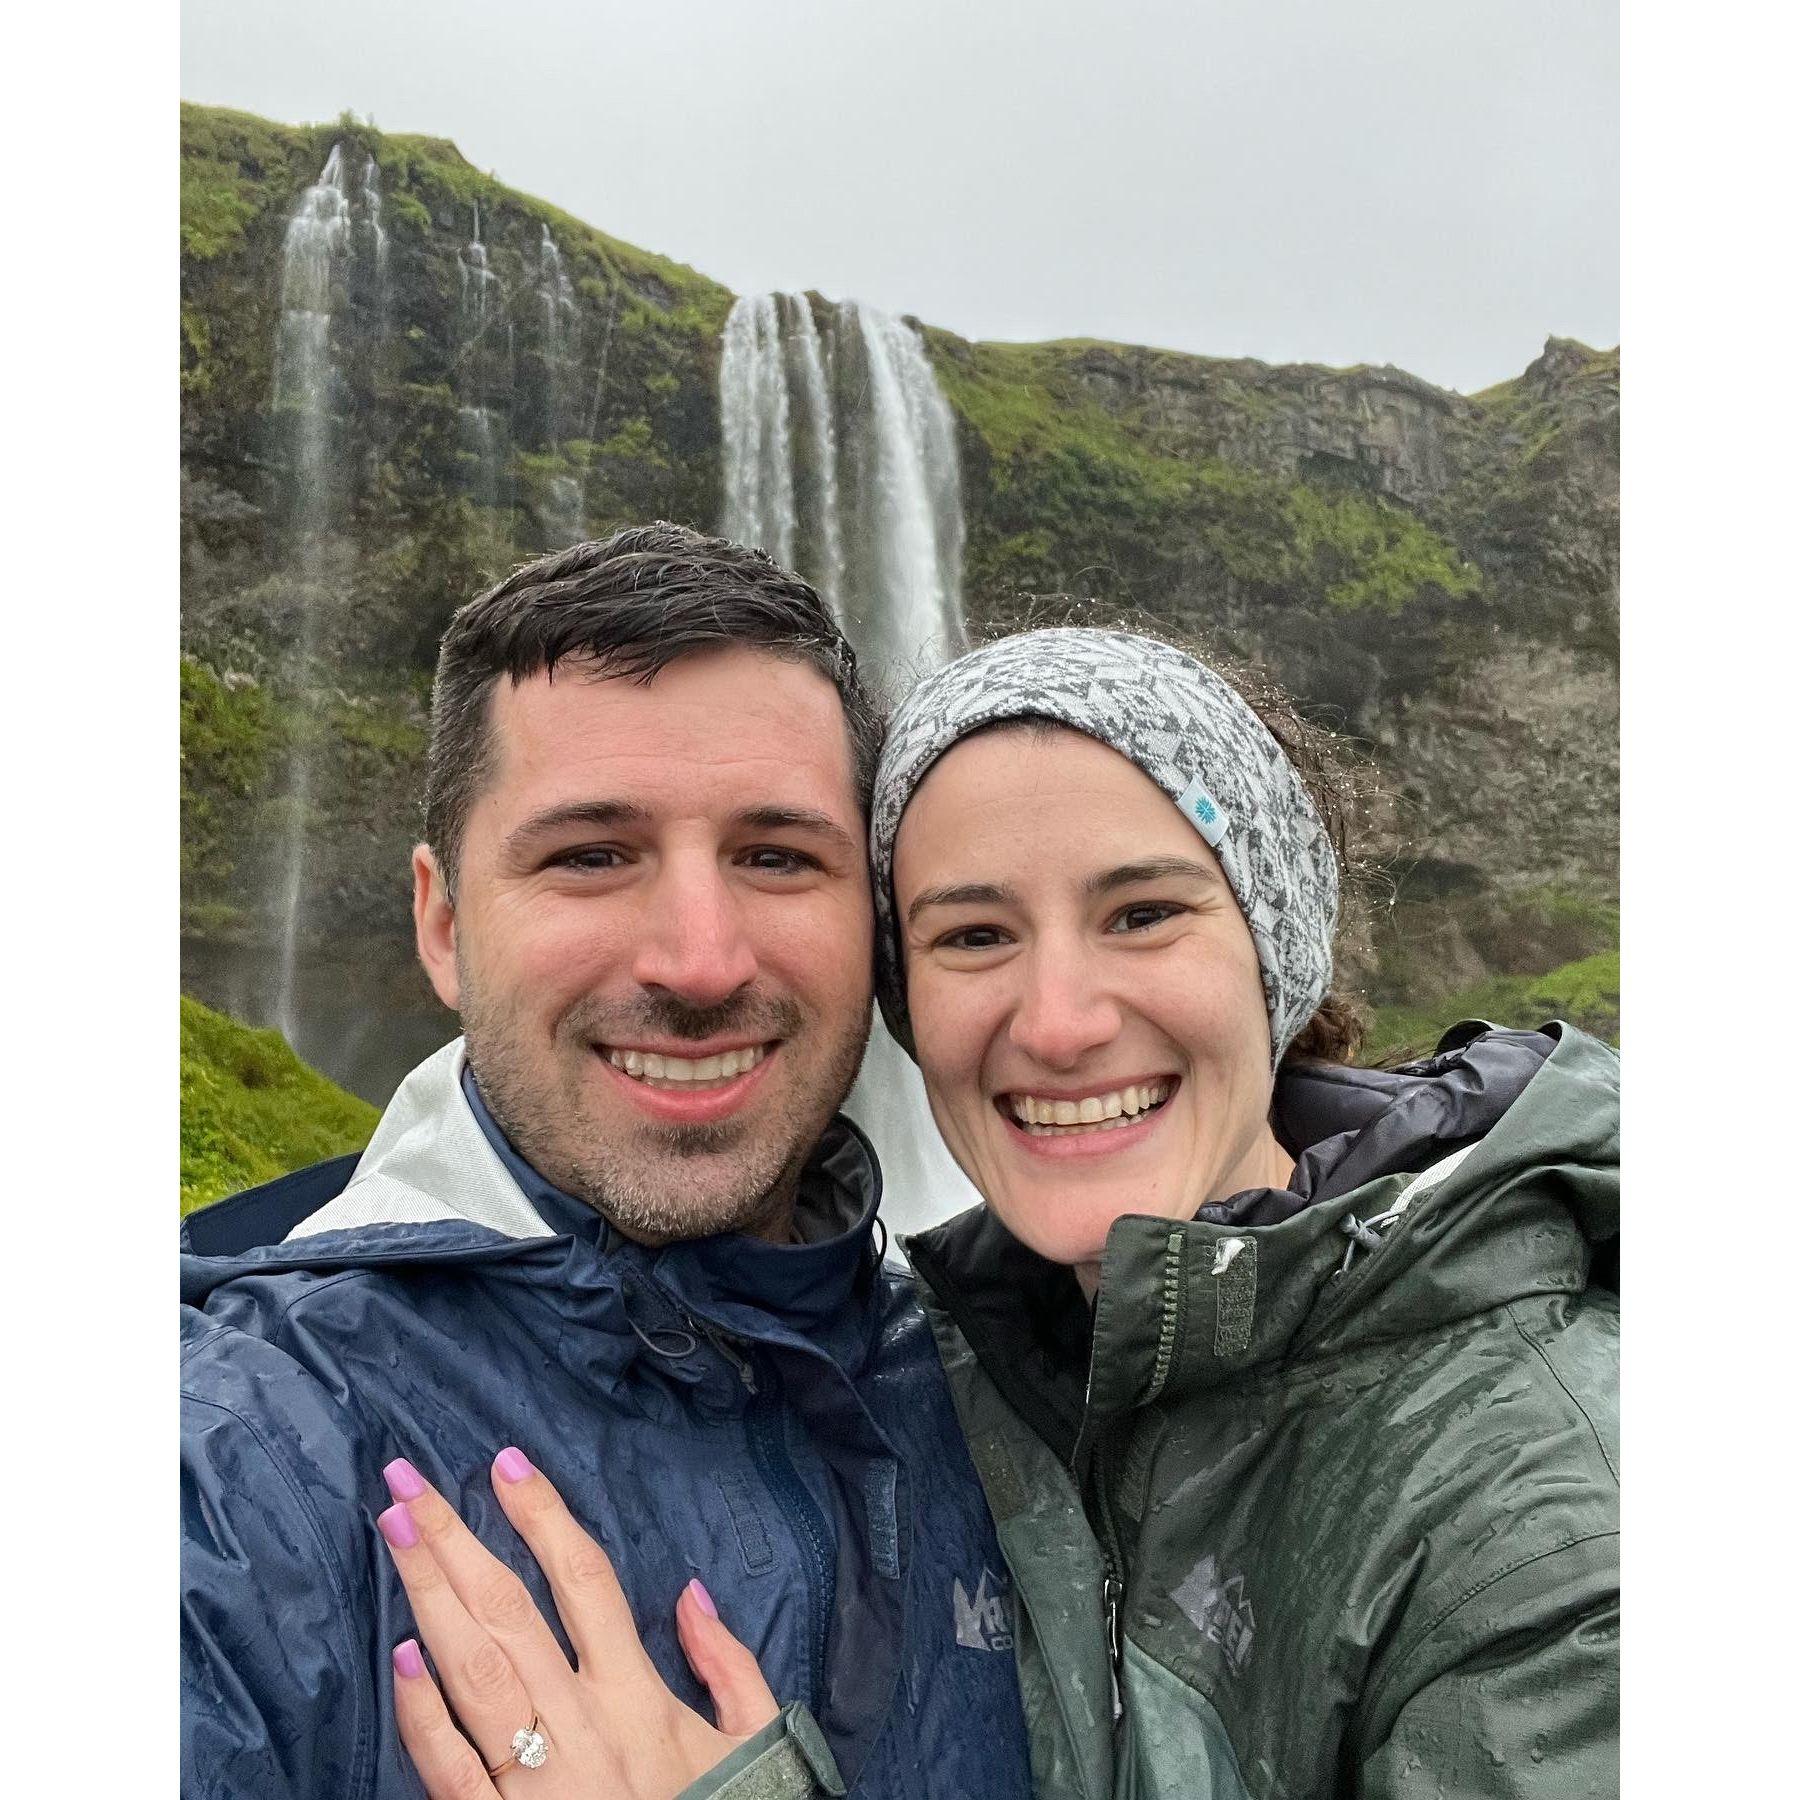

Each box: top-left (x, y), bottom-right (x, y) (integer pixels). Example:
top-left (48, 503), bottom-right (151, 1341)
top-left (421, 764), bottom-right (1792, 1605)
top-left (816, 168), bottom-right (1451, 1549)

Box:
top-left (181, 525), bottom-right (1035, 1798)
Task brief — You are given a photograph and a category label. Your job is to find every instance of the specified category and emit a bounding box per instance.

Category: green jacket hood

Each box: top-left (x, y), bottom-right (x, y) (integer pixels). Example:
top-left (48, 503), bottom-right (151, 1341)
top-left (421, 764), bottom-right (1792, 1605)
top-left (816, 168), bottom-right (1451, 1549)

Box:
top-left (908, 1023), bottom-right (1618, 1449)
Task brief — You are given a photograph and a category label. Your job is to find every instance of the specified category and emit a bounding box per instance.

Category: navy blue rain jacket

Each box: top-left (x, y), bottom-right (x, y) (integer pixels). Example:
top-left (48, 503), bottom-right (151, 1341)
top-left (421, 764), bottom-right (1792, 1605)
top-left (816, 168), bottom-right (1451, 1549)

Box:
top-left (180, 1042), bottom-right (1032, 1799)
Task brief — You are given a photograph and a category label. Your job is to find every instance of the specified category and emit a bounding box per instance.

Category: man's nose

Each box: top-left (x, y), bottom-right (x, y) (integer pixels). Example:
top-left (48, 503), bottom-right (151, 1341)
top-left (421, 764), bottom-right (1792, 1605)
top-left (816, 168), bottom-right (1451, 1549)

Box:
top-left (630, 861), bottom-right (760, 1007)
top-left (1007, 942), bottom-right (1122, 1070)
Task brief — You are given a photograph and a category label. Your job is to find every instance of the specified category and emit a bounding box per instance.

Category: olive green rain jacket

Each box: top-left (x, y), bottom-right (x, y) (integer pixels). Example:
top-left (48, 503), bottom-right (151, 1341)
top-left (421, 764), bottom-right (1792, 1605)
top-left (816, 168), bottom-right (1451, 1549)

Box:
top-left (906, 1023), bottom-right (1618, 1800)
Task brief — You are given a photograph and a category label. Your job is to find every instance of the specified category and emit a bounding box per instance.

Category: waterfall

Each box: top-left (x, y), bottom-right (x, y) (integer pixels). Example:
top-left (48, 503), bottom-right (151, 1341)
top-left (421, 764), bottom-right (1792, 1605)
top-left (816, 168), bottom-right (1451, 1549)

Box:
top-left (266, 145), bottom-right (355, 1048)
top-left (361, 152), bottom-right (388, 296)
top-left (720, 294), bottom-right (799, 568)
top-left (536, 225), bottom-right (578, 440)
top-left (847, 302), bottom-right (965, 679)
top-left (534, 226), bottom-right (584, 545)
top-left (456, 203), bottom-right (511, 535)
top-left (790, 301), bottom-right (846, 614)
top-left (718, 292), bottom-right (979, 1236)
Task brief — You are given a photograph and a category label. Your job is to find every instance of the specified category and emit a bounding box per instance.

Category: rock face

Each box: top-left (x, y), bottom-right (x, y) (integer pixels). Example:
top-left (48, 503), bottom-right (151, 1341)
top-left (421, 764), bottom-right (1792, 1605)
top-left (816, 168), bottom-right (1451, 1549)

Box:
top-left (179, 103), bottom-right (1618, 1100)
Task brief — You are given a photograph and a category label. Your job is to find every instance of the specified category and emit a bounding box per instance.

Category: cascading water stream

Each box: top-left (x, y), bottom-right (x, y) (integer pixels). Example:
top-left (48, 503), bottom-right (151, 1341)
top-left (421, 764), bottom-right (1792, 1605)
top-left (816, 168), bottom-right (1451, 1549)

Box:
top-left (458, 203), bottom-right (507, 517)
top-left (535, 226), bottom-right (584, 544)
top-left (849, 302), bottom-right (965, 679)
top-left (720, 294), bottom-right (799, 568)
top-left (267, 145), bottom-right (354, 1046)
top-left (718, 292), bottom-right (979, 1234)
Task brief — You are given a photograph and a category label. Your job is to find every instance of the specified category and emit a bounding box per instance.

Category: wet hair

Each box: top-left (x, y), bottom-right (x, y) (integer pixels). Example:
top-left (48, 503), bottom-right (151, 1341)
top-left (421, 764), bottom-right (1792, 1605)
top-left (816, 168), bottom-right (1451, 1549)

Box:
top-left (423, 523), bottom-right (883, 893)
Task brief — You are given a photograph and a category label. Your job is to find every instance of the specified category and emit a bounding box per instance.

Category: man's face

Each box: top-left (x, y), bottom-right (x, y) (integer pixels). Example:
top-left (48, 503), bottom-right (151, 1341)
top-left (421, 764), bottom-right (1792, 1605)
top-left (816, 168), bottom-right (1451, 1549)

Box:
top-left (413, 646), bottom-right (874, 1243)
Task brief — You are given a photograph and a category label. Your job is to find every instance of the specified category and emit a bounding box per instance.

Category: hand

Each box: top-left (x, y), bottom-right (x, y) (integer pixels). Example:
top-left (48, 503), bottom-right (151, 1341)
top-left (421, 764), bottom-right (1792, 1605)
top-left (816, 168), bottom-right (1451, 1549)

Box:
top-left (376, 1446), bottom-right (780, 1799)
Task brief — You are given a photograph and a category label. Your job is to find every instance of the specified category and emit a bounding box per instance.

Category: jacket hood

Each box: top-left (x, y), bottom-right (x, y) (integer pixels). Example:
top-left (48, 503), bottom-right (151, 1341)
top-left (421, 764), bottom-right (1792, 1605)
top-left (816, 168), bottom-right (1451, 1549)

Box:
top-left (907, 1022), bottom-right (1618, 1455)
top-left (181, 1037), bottom-right (890, 1362)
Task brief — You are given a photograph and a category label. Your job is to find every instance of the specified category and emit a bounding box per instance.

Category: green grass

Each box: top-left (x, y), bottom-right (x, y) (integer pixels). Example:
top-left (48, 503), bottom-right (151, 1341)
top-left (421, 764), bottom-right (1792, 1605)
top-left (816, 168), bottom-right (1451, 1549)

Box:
top-left (180, 996), bottom-right (379, 1214)
top-left (1363, 951), bottom-right (1621, 1062)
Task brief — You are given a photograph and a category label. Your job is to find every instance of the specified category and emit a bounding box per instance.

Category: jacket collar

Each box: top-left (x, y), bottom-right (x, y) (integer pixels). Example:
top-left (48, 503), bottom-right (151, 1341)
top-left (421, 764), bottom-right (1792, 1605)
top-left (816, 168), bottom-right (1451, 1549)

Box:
top-left (197, 1036), bottom-right (890, 1367)
top-left (910, 1024), bottom-right (1618, 1452)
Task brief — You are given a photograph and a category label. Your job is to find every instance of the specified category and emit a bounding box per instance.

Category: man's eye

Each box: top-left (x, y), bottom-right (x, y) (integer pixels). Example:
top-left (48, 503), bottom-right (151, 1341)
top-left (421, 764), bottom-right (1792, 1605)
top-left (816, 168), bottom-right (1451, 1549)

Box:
top-left (553, 846), bottom-right (628, 872)
top-left (1108, 902), bottom-right (1186, 934)
top-left (739, 847), bottom-right (821, 874)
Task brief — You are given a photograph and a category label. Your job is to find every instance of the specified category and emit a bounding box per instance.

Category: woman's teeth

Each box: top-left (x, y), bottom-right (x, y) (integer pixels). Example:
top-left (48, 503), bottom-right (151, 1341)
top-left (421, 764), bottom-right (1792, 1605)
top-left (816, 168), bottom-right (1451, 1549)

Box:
top-left (606, 1044), bottom-right (767, 1089)
top-left (1008, 1081), bottom-right (1172, 1136)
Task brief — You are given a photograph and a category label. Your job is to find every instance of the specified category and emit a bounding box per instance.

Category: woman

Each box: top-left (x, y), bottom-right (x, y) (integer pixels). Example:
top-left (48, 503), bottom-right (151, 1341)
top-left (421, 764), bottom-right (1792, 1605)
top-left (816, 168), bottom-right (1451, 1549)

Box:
top-left (377, 627), bottom-right (1618, 1798)
top-left (872, 628), bottom-right (1618, 1798)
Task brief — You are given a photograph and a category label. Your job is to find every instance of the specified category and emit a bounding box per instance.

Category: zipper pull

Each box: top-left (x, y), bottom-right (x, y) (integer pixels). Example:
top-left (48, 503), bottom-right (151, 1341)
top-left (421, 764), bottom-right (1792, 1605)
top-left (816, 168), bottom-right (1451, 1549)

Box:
top-left (1103, 1569), bottom-right (1124, 1671)
top-left (1103, 1568), bottom-right (1125, 1718)
top-left (687, 1312), bottom-right (759, 1395)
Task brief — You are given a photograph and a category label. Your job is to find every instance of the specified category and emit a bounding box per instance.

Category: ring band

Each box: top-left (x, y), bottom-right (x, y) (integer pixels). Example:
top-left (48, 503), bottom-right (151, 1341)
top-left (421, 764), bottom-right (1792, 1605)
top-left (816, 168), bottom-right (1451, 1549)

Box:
top-left (485, 1715), bottom-right (550, 1776)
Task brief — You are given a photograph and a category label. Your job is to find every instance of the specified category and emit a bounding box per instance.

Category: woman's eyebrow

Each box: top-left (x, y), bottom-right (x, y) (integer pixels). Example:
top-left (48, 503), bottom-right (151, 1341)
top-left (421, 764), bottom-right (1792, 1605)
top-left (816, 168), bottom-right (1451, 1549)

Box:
top-left (906, 881), bottom-right (1018, 925)
top-left (1085, 856), bottom-right (1221, 896)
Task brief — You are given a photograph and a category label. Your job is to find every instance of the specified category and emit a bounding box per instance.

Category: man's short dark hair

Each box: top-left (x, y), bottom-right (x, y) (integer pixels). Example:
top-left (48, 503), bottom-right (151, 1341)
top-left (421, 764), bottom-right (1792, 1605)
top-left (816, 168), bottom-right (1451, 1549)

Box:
top-left (424, 522), bottom-right (884, 892)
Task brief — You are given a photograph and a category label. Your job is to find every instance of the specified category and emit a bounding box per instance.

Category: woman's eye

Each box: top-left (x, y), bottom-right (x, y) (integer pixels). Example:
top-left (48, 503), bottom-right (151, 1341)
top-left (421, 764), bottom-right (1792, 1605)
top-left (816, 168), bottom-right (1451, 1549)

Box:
top-left (937, 925), bottom-right (1010, 952)
top-left (1109, 902), bottom-right (1184, 934)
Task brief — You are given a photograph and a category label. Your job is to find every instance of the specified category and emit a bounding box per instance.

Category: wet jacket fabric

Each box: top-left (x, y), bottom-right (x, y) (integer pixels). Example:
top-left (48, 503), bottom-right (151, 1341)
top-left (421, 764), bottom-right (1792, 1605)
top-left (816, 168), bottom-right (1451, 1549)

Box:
top-left (906, 1023), bottom-right (1619, 1800)
top-left (180, 1039), bottom-right (1033, 1800)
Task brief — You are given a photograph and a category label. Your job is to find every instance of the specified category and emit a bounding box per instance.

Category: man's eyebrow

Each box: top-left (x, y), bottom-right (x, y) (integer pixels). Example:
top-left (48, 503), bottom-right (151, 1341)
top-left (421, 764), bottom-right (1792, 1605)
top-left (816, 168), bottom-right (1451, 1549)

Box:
top-left (733, 806), bottom-right (861, 858)
top-left (503, 799), bottom-right (651, 856)
top-left (906, 882), bottom-right (1019, 926)
top-left (1085, 856), bottom-right (1222, 896)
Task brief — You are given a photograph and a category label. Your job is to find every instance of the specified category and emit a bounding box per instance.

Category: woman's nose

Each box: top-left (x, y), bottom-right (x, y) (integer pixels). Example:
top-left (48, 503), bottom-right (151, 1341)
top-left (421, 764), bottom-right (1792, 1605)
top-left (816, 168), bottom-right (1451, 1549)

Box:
top-left (630, 864), bottom-right (759, 1006)
top-left (1006, 945), bottom-right (1122, 1069)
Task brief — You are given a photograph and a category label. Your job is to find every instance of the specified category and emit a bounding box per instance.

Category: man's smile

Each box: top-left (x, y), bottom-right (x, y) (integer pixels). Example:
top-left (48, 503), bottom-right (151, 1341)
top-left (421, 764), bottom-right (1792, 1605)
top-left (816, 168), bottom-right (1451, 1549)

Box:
top-left (594, 1038), bottom-right (783, 1123)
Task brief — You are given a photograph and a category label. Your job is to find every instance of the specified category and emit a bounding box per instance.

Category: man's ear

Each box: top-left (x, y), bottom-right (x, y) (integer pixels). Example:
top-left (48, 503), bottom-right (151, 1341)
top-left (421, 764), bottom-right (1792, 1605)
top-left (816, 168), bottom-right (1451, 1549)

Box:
top-left (413, 844), bottom-right (461, 1011)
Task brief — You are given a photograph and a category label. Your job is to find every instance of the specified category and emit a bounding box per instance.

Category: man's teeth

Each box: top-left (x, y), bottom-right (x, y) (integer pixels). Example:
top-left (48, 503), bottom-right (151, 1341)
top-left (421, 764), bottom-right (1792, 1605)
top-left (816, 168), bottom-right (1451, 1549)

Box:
top-left (1008, 1081), bottom-right (1172, 1135)
top-left (606, 1044), bottom-right (767, 1088)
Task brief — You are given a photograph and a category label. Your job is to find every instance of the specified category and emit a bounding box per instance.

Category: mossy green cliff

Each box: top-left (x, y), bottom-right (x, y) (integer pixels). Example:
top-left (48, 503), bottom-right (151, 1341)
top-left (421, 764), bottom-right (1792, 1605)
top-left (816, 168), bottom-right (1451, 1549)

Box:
top-left (180, 102), bottom-right (1617, 1097)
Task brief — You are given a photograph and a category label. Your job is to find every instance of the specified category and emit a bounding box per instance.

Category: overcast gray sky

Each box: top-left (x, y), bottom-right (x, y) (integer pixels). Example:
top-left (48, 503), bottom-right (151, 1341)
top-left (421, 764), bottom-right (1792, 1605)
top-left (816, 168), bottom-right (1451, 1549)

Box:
top-left (181, 0), bottom-right (1617, 394)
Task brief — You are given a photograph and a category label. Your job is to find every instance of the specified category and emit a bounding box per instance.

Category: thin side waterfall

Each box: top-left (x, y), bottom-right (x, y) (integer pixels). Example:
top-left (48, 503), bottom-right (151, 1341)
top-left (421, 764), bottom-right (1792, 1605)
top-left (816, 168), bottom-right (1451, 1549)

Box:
top-left (267, 145), bottom-right (354, 1046)
top-left (457, 202), bottom-right (507, 517)
top-left (362, 153), bottom-right (388, 298)
top-left (535, 226), bottom-right (584, 544)
top-left (718, 292), bottom-right (978, 1235)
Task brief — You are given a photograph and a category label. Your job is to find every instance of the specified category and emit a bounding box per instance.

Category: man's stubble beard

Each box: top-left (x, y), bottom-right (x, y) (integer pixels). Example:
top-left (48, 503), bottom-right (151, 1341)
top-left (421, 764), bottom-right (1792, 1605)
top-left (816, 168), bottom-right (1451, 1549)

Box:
top-left (457, 961), bottom-right (871, 1244)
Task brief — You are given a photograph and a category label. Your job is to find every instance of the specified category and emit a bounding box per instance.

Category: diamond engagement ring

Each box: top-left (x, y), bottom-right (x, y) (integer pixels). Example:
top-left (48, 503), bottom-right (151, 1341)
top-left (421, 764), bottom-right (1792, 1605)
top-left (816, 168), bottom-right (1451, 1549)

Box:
top-left (485, 1715), bottom-right (549, 1777)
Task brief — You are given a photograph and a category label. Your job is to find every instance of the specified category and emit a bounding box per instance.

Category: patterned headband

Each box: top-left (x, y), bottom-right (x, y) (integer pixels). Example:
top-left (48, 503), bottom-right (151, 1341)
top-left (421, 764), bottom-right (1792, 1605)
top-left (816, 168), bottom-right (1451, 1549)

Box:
top-left (869, 628), bottom-right (1340, 1067)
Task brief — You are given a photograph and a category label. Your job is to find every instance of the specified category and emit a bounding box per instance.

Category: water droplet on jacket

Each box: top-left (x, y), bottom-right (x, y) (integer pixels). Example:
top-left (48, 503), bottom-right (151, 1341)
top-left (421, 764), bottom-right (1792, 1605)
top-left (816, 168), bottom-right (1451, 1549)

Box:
top-left (1530, 1734), bottom-right (1547, 1764)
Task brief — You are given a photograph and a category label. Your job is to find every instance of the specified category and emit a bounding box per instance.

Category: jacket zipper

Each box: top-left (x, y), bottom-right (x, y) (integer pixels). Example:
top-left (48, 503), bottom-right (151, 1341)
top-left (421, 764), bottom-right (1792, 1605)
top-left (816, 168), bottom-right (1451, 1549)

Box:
top-left (1089, 1422), bottom-right (1129, 1706)
top-left (744, 1352), bottom-right (836, 1712)
top-left (685, 1314), bottom-right (834, 1708)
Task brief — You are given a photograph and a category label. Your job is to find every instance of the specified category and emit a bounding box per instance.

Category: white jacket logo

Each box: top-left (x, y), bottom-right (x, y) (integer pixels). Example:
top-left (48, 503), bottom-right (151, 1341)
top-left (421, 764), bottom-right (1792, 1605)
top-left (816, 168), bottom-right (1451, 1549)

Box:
top-left (953, 1566), bottom-right (1013, 1651)
top-left (1171, 1554), bottom-right (1256, 1674)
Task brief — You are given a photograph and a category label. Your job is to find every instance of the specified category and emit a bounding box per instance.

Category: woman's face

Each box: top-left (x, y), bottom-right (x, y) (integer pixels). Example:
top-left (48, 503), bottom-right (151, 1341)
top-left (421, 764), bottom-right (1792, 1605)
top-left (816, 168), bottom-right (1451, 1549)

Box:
top-left (894, 726), bottom-right (1291, 1284)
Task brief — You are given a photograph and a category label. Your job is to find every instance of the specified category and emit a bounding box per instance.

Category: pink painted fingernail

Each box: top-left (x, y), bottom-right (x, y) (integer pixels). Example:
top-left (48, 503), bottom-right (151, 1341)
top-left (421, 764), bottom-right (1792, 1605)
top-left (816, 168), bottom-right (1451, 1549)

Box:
top-left (688, 1577), bottom-right (718, 1619)
top-left (378, 1503), bottom-right (419, 1550)
top-left (383, 1458), bottom-right (426, 1501)
top-left (494, 1446), bottom-right (534, 1484)
top-left (393, 1638), bottom-right (426, 1680)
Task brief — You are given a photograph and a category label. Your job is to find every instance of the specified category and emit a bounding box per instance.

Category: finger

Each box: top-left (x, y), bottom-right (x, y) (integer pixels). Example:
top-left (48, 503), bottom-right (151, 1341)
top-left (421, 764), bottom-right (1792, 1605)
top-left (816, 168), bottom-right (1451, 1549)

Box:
top-left (488, 1446), bottom-right (658, 1685)
top-left (377, 1500), bottom-right (539, 1771)
top-left (676, 1579), bottom-right (780, 1739)
top-left (392, 1637), bottom-right (503, 1800)
top-left (385, 1458), bottom-right (583, 1714)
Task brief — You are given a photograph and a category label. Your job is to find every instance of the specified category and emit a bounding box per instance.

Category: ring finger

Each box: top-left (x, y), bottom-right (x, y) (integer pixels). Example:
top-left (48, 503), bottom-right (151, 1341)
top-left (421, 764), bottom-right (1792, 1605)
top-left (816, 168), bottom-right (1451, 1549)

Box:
top-left (378, 1502), bottom-right (539, 1772)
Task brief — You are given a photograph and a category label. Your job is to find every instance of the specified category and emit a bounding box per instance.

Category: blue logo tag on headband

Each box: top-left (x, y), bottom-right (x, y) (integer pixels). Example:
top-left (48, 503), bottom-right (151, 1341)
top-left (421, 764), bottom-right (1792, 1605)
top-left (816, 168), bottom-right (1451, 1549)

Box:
top-left (1177, 775), bottom-right (1230, 847)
